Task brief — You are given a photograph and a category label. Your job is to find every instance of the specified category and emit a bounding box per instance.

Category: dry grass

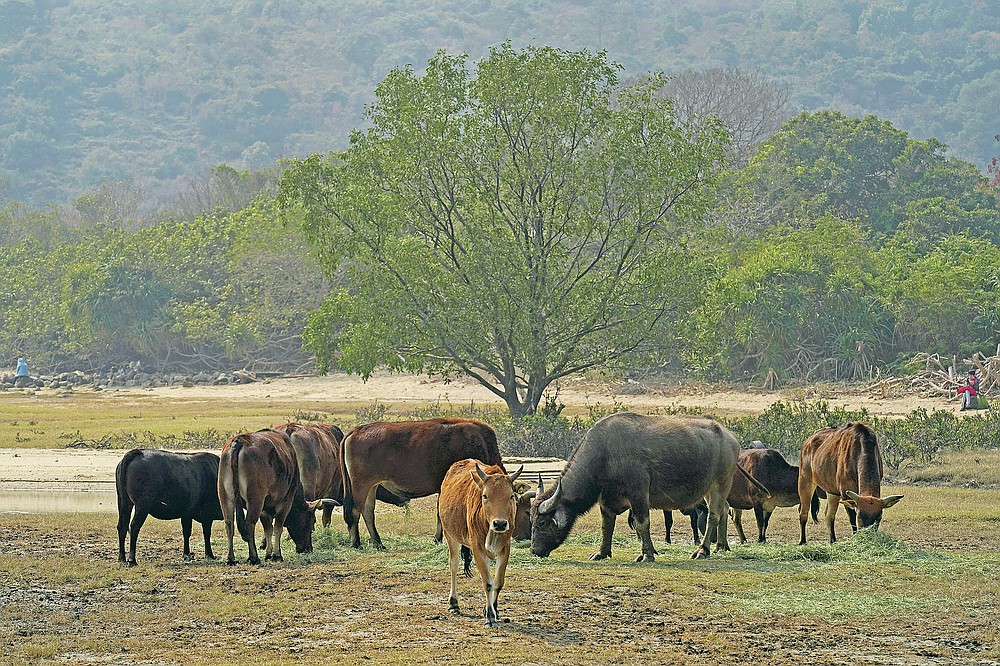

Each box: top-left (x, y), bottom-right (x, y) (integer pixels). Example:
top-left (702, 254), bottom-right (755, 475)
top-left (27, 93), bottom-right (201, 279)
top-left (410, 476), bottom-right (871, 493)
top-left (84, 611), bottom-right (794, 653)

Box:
top-left (901, 449), bottom-right (1000, 488)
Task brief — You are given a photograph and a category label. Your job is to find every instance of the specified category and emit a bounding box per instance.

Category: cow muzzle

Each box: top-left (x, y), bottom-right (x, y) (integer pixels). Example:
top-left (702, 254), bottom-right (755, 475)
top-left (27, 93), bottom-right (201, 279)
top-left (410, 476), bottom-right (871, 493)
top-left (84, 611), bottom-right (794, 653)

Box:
top-left (491, 519), bottom-right (509, 532)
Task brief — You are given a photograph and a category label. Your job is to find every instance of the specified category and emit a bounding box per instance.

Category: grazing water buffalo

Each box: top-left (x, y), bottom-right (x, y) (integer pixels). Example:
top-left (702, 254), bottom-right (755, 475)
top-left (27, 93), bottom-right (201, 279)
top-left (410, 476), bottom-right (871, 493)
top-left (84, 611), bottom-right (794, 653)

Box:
top-left (797, 422), bottom-right (904, 544)
top-left (277, 423), bottom-right (408, 529)
top-left (342, 418), bottom-right (503, 550)
top-left (218, 429), bottom-right (336, 565)
top-left (729, 448), bottom-right (803, 544)
top-left (531, 413), bottom-right (768, 561)
top-left (116, 449), bottom-right (223, 567)
top-left (439, 460), bottom-right (524, 628)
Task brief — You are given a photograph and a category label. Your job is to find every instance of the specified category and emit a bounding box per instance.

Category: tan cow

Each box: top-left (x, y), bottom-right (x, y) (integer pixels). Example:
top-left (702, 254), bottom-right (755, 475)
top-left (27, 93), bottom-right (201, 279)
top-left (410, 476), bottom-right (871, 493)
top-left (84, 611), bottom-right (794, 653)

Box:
top-left (439, 459), bottom-right (524, 628)
top-left (341, 418), bottom-right (503, 550)
top-left (797, 422), bottom-right (904, 544)
top-left (218, 429), bottom-right (335, 565)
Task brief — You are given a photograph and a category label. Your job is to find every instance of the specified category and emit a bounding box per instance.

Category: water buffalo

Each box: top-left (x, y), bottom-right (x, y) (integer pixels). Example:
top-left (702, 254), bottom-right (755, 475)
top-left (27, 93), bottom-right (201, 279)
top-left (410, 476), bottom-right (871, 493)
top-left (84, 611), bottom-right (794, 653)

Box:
top-left (531, 413), bottom-right (767, 561)
top-left (798, 422), bottom-right (904, 544)
top-left (116, 449), bottom-right (223, 567)
top-left (440, 460), bottom-right (524, 628)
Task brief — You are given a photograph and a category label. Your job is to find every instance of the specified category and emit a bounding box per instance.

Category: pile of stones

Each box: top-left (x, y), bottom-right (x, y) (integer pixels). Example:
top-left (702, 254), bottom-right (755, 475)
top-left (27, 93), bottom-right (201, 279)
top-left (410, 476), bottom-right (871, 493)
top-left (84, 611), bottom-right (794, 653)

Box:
top-left (0, 369), bottom-right (259, 391)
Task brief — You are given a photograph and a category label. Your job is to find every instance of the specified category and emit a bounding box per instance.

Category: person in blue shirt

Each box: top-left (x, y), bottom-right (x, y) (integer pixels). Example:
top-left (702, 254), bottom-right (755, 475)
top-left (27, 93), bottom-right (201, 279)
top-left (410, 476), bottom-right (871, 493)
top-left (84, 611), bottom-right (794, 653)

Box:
top-left (14, 357), bottom-right (31, 388)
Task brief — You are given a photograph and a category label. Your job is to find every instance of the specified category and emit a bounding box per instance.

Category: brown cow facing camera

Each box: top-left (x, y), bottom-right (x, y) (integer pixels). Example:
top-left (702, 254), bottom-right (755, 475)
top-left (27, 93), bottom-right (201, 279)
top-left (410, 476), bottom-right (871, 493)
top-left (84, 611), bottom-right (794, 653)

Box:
top-left (797, 422), bottom-right (904, 544)
top-left (439, 459), bottom-right (524, 628)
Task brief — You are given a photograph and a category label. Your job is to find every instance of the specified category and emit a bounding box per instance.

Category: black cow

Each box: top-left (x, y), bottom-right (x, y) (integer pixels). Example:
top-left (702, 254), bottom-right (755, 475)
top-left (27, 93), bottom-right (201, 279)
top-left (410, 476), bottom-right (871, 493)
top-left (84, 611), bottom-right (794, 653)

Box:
top-left (116, 449), bottom-right (223, 567)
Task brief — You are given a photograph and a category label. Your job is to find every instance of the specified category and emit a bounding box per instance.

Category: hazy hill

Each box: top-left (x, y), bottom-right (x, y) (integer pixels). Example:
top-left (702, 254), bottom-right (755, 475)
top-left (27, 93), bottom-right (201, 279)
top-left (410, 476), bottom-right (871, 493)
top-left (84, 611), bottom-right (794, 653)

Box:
top-left (2, 0), bottom-right (998, 206)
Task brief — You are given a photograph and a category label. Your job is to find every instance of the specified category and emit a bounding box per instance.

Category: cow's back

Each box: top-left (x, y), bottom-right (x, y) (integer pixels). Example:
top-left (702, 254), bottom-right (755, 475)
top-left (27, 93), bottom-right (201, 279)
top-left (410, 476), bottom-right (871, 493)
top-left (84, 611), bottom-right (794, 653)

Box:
top-left (119, 449), bottom-right (221, 522)
top-left (282, 423), bottom-right (343, 501)
top-left (801, 423), bottom-right (883, 497)
top-left (581, 413), bottom-right (739, 511)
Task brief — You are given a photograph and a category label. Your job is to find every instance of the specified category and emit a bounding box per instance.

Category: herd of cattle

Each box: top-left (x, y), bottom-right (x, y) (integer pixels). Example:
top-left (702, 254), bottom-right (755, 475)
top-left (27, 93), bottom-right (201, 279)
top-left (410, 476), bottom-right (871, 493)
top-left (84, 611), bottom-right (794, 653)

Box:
top-left (114, 413), bottom-right (904, 627)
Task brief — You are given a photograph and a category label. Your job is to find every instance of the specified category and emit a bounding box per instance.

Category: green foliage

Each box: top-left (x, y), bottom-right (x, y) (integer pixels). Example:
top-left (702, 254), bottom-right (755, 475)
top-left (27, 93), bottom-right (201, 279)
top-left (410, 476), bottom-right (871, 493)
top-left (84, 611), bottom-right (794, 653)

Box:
top-left (283, 44), bottom-right (728, 416)
top-left (688, 217), bottom-right (894, 382)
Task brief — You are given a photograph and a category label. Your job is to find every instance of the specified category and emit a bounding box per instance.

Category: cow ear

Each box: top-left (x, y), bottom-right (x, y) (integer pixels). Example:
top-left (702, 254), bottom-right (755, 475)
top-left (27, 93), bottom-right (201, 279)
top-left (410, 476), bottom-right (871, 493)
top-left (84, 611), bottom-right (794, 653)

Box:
top-left (513, 481), bottom-right (529, 494)
top-left (882, 494), bottom-right (904, 508)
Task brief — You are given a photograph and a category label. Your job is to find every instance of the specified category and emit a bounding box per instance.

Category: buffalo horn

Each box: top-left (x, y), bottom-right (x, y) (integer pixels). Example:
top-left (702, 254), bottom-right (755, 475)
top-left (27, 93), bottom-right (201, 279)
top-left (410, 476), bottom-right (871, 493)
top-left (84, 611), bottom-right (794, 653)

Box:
top-left (536, 473), bottom-right (545, 494)
top-left (537, 480), bottom-right (563, 515)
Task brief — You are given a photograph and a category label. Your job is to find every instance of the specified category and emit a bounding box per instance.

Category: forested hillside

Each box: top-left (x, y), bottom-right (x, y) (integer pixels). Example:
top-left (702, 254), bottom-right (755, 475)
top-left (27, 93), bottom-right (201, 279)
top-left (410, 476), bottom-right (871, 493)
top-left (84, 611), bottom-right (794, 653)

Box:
top-left (1, 0), bottom-right (998, 206)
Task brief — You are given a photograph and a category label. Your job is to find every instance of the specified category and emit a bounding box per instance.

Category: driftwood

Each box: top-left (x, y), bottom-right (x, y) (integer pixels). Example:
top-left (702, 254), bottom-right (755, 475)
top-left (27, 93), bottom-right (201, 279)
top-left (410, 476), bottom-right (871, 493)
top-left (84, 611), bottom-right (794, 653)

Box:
top-left (865, 352), bottom-right (998, 400)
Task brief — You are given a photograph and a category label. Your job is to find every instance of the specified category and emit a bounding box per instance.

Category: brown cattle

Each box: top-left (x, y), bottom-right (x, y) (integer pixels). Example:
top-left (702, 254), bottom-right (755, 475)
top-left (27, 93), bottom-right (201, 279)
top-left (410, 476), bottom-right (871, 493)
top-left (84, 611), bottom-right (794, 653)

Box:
top-left (218, 429), bottom-right (335, 564)
top-left (342, 418), bottom-right (503, 550)
top-left (729, 448), bottom-right (801, 544)
top-left (439, 459), bottom-right (524, 628)
top-left (276, 423), bottom-right (407, 529)
top-left (797, 423), bottom-right (904, 544)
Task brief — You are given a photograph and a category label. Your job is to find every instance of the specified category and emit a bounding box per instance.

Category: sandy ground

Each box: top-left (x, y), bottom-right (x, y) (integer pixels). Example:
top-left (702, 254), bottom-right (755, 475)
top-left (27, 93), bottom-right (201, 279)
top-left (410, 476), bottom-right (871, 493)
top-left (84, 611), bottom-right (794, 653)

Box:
top-left (0, 371), bottom-right (957, 495)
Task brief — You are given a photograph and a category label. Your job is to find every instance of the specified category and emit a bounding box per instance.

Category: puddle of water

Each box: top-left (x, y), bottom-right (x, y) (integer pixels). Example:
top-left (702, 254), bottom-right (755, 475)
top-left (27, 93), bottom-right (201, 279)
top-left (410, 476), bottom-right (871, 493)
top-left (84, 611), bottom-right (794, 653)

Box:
top-left (0, 489), bottom-right (117, 514)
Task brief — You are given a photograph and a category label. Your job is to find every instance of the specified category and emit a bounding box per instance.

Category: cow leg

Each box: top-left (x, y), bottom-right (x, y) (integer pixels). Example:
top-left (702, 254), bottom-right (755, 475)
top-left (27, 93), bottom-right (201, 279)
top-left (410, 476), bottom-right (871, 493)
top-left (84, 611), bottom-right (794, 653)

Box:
top-left (693, 492), bottom-right (729, 559)
top-left (471, 547), bottom-right (499, 628)
top-left (361, 487), bottom-right (385, 551)
top-left (126, 509), bottom-right (148, 567)
top-left (445, 535), bottom-right (461, 613)
top-left (756, 505), bottom-right (770, 543)
top-left (631, 502), bottom-right (656, 563)
top-left (491, 543), bottom-right (512, 621)
top-left (732, 508), bottom-right (748, 544)
top-left (825, 493), bottom-right (841, 544)
top-left (689, 509), bottom-right (703, 545)
top-left (797, 477), bottom-right (817, 546)
top-left (117, 503), bottom-right (132, 564)
top-left (434, 510), bottom-right (444, 545)
top-left (269, 515), bottom-right (285, 562)
top-left (181, 516), bottom-right (195, 560)
top-left (201, 520), bottom-right (217, 559)
top-left (347, 483), bottom-right (365, 549)
top-left (242, 498), bottom-right (264, 565)
top-left (662, 510), bottom-right (672, 544)
top-left (590, 503), bottom-right (617, 560)
top-left (260, 514), bottom-right (275, 561)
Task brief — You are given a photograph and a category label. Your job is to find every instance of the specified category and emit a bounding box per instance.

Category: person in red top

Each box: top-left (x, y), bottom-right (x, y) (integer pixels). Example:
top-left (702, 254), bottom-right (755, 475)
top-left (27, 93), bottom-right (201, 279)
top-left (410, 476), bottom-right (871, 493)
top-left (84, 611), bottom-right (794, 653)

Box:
top-left (958, 369), bottom-right (980, 410)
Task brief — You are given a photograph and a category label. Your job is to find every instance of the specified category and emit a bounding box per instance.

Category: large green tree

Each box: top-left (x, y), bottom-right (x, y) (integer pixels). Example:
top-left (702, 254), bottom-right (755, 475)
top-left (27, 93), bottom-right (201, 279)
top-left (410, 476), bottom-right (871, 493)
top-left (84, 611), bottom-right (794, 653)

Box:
top-left (281, 44), bottom-right (728, 416)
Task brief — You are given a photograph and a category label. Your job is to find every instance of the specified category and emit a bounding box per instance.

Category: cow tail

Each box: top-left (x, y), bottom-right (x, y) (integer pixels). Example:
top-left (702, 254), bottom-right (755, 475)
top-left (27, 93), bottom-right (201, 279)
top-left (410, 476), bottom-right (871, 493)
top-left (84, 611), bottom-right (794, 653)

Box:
top-left (115, 449), bottom-right (143, 514)
top-left (231, 436), bottom-right (251, 543)
top-left (735, 461), bottom-right (771, 496)
top-left (460, 545), bottom-right (473, 577)
top-left (340, 431), bottom-right (356, 529)
top-left (810, 489), bottom-right (820, 524)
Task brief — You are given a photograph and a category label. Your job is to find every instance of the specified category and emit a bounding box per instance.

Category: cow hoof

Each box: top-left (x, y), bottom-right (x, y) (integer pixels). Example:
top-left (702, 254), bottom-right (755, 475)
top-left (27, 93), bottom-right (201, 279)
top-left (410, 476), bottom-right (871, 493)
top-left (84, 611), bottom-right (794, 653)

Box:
top-left (248, 557), bottom-right (261, 565)
top-left (183, 553), bottom-right (194, 561)
top-left (690, 548), bottom-right (710, 560)
top-left (449, 602), bottom-right (459, 613)
top-left (206, 554), bottom-right (218, 560)
top-left (589, 552), bottom-right (610, 561)
top-left (227, 559), bottom-right (237, 566)
top-left (271, 555), bottom-right (283, 562)
top-left (373, 543), bottom-right (388, 552)
top-left (635, 554), bottom-right (655, 563)
top-left (124, 560), bottom-right (137, 568)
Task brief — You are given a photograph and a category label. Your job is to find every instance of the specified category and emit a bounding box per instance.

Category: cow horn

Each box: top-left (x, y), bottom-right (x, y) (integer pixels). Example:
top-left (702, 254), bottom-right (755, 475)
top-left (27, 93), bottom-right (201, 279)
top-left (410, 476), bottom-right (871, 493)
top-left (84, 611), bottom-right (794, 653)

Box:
top-left (475, 463), bottom-right (489, 482)
top-left (537, 480), bottom-right (563, 515)
top-left (320, 498), bottom-right (340, 507)
top-left (844, 490), bottom-right (862, 502)
top-left (882, 494), bottom-right (904, 508)
top-left (508, 464), bottom-right (524, 483)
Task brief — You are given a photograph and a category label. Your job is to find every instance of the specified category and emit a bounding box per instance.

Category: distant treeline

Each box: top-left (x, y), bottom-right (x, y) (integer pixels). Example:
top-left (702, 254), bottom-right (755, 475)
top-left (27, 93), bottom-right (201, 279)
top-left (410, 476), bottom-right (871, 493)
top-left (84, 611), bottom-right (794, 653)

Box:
top-left (1, 0), bottom-right (997, 206)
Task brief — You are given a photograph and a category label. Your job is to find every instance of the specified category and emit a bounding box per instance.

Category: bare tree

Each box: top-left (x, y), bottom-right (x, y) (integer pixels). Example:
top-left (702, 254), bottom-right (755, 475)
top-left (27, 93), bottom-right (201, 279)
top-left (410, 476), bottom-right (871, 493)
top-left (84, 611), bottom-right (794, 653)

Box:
top-left (656, 66), bottom-right (793, 166)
